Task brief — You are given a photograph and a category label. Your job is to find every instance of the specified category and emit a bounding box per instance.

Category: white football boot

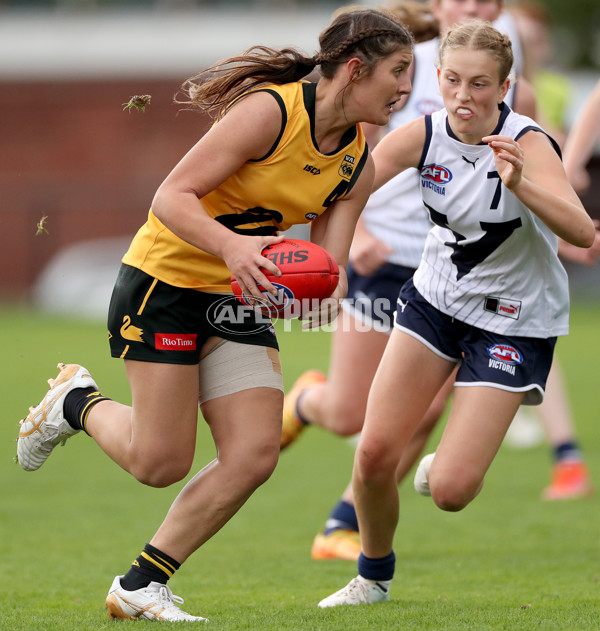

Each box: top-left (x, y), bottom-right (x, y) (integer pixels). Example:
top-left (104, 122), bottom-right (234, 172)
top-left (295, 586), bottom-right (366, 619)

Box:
top-left (414, 452), bottom-right (436, 496)
top-left (105, 576), bottom-right (209, 622)
top-left (17, 363), bottom-right (98, 471)
top-left (318, 576), bottom-right (390, 608)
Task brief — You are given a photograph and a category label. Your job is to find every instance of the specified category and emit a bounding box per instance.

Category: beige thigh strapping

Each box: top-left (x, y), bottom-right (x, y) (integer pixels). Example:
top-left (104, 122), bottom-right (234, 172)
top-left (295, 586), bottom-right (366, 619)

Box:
top-left (198, 338), bottom-right (283, 404)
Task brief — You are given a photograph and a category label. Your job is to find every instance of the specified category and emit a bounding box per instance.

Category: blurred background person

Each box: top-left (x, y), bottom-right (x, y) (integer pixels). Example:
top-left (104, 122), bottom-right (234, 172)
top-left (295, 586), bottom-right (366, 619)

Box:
top-left (564, 78), bottom-right (600, 194)
top-left (509, 0), bottom-right (572, 148)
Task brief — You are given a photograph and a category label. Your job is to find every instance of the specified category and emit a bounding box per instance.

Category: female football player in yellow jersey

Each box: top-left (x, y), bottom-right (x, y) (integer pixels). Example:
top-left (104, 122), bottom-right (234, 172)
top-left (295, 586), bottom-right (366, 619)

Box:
top-left (16, 8), bottom-right (414, 623)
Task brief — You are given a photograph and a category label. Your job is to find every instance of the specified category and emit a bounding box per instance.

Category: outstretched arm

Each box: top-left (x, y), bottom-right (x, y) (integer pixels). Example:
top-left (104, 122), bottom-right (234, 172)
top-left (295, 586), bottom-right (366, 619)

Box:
top-left (304, 154), bottom-right (376, 328)
top-left (371, 116), bottom-right (427, 191)
top-left (483, 131), bottom-right (595, 247)
top-left (563, 79), bottom-right (600, 193)
top-left (349, 216), bottom-right (393, 276)
top-left (558, 222), bottom-right (600, 266)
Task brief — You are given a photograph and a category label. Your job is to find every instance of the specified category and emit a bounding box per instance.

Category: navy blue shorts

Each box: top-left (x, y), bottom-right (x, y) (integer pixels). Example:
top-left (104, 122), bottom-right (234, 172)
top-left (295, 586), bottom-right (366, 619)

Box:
top-left (108, 264), bottom-right (279, 365)
top-left (394, 279), bottom-right (556, 405)
top-left (342, 261), bottom-right (415, 333)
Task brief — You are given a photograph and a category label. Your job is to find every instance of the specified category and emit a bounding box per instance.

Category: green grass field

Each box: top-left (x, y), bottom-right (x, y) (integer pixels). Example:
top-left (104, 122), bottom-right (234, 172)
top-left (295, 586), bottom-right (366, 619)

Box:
top-left (1, 302), bottom-right (599, 630)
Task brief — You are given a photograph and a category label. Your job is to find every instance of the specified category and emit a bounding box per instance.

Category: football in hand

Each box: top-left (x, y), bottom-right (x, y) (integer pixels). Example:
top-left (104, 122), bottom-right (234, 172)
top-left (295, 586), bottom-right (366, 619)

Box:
top-left (231, 239), bottom-right (339, 318)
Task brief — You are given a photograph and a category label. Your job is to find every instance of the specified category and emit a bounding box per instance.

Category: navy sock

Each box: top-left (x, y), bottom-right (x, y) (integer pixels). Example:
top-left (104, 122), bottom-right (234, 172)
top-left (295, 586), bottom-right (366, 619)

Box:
top-left (63, 386), bottom-right (110, 433)
top-left (358, 551), bottom-right (396, 582)
top-left (120, 543), bottom-right (181, 591)
top-left (553, 441), bottom-right (582, 463)
top-left (324, 500), bottom-right (359, 534)
top-left (296, 390), bottom-right (311, 425)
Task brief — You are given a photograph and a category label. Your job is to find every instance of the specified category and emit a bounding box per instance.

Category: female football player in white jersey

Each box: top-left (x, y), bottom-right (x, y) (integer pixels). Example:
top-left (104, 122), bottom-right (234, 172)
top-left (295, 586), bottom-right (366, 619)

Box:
top-left (284, 0), bottom-right (595, 566)
top-left (318, 19), bottom-right (595, 607)
top-left (15, 9), bottom-right (415, 623)
top-left (281, 0), bottom-right (545, 564)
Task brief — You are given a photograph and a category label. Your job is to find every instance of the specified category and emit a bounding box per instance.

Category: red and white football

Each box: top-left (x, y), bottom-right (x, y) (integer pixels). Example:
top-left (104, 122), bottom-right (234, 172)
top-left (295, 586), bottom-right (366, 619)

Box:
top-left (231, 239), bottom-right (339, 318)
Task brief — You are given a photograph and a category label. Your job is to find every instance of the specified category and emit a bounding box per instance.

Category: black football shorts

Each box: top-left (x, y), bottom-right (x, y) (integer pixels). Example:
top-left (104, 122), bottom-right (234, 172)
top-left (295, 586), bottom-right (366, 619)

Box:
top-left (108, 264), bottom-right (279, 365)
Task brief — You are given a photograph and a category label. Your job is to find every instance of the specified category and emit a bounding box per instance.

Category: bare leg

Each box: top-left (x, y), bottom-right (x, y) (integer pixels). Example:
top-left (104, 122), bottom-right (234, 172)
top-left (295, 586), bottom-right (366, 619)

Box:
top-left (301, 309), bottom-right (390, 435)
top-left (298, 314), bottom-right (391, 559)
top-left (303, 310), bottom-right (454, 478)
top-left (536, 360), bottom-right (578, 445)
top-left (335, 372), bottom-right (455, 504)
top-left (429, 385), bottom-right (523, 511)
top-left (309, 325), bottom-right (453, 561)
top-left (151, 387), bottom-right (283, 563)
top-left (318, 336), bottom-right (528, 610)
top-left (85, 360), bottom-right (201, 487)
top-left (394, 370), bottom-right (455, 484)
top-left (353, 330), bottom-right (456, 558)
top-left (102, 382), bottom-right (282, 623)
top-left (355, 330), bottom-right (526, 559)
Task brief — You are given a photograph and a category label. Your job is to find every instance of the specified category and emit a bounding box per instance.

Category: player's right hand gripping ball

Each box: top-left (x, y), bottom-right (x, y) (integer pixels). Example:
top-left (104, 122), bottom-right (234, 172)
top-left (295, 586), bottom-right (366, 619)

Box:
top-left (231, 239), bottom-right (339, 319)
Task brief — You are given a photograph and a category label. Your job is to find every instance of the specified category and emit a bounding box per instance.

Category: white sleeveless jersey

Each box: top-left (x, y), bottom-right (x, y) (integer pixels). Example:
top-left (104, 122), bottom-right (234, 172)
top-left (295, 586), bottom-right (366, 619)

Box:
top-left (413, 105), bottom-right (569, 338)
top-left (363, 22), bottom-right (519, 269)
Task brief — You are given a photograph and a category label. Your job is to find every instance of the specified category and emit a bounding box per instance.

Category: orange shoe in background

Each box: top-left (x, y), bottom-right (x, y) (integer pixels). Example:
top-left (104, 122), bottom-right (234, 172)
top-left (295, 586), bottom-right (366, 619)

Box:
top-left (311, 529), bottom-right (361, 561)
top-left (280, 370), bottom-right (326, 450)
top-left (542, 461), bottom-right (594, 500)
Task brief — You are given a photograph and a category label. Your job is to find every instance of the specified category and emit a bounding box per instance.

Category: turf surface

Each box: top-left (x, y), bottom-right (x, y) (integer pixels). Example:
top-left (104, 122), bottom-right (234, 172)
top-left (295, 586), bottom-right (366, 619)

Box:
top-left (1, 303), bottom-right (598, 630)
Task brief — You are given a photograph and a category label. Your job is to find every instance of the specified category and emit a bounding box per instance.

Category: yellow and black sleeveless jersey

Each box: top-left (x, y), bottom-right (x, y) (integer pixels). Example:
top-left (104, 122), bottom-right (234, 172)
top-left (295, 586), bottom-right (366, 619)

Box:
top-left (122, 81), bottom-right (369, 293)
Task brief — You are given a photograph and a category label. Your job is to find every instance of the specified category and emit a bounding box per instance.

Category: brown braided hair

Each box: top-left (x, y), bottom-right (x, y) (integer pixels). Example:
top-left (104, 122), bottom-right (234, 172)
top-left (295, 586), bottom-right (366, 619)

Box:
top-left (316, 9), bottom-right (413, 79)
top-left (179, 8), bottom-right (413, 118)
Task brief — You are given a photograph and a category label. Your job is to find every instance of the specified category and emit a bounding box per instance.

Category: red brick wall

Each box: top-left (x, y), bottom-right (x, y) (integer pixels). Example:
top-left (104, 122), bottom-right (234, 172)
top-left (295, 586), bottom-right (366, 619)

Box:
top-left (1, 79), bottom-right (599, 298)
top-left (0, 79), bottom-right (210, 298)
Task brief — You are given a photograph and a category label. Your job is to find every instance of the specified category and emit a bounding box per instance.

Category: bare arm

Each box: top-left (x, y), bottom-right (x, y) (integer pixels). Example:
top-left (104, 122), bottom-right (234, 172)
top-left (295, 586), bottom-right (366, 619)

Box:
top-left (558, 221), bottom-right (600, 266)
top-left (151, 91), bottom-right (285, 299)
top-left (371, 117), bottom-right (427, 190)
top-left (563, 79), bottom-right (600, 193)
top-left (302, 154), bottom-right (376, 328)
top-left (483, 131), bottom-right (595, 247)
top-left (349, 216), bottom-right (393, 276)
top-left (513, 76), bottom-right (537, 119)
top-left (310, 154), bottom-right (376, 272)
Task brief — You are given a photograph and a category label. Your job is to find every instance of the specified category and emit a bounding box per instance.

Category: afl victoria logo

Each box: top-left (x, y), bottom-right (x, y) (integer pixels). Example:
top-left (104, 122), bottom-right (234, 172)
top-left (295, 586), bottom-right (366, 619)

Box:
top-left (487, 344), bottom-right (523, 365)
top-left (421, 163), bottom-right (453, 184)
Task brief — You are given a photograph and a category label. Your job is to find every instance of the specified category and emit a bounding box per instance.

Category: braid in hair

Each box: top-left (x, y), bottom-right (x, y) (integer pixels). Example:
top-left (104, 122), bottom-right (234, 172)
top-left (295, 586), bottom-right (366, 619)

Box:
top-left (319, 27), bottom-right (406, 62)
top-left (316, 9), bottom-right (413, 79)
top-left (176, 9), bottom-right (413, 117)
